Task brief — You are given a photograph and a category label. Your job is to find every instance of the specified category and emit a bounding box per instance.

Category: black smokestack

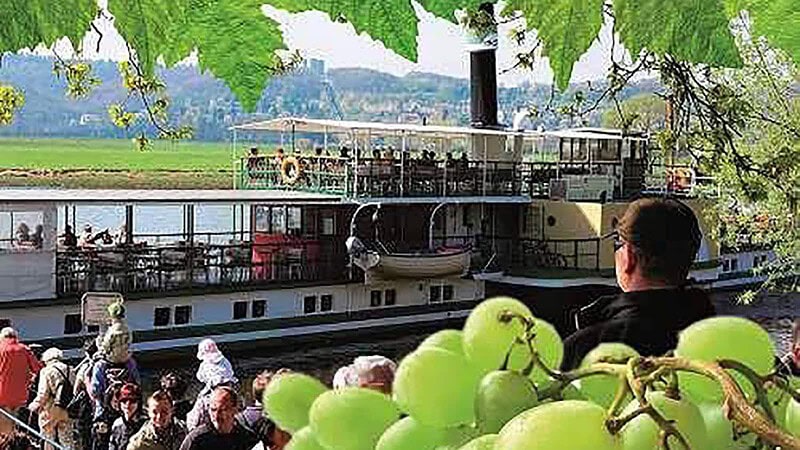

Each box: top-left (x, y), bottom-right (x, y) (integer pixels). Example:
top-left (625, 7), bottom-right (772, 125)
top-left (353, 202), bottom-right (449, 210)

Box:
top-left (470, 2), bottom-right (498, 128)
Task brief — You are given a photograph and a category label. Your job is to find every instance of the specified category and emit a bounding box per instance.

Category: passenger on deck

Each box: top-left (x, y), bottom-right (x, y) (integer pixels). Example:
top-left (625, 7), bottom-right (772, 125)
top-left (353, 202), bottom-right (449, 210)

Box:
top-left (561, 198), bottom-right (715, 370)
top-left (60, 225), bottom-right (78, 248)
top-left (30, 225), bottom-right (44, 250)
top-left (14, 223), bottom-right (31, 245)
top-left (80, 224), bottom-right (95, 247)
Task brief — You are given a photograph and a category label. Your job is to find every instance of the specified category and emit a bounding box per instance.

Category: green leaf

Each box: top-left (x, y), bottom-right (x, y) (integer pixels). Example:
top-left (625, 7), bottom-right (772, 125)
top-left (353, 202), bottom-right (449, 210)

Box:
top-left (744, 0), bottom-right (800, 63)
top-left (267, 0), bottom-right (421, 61)
top-left (614, 0), bottom-right (741, 68)
top-left (417, 0), bottom-right (493, 23)
top-left (108, 0), bottom-right (187, 74)
top-left (0, 0), bottom-right (96, 54)
top-left (164, 0), bottom-right (286, 111)
top-left (503, 0), bottom-right (604, 91)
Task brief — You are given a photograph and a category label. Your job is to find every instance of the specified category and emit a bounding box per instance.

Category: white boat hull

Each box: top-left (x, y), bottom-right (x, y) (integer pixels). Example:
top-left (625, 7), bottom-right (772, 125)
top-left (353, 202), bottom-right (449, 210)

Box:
top-left (353, 249), bottom-right (471, 279)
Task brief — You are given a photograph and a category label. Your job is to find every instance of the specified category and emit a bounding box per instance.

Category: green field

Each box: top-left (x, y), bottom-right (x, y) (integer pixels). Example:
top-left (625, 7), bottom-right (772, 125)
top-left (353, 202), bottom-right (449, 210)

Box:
top-left (0, 138), bottom-right (236, 171)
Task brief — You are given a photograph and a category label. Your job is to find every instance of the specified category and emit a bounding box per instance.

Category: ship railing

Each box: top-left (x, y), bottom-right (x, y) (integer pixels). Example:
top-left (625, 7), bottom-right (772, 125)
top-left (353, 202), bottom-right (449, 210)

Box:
top-left (0, 407), bottom-right (70, 450)
top-left (430, 235), bottom-right (602, 274)
top-left (236, 156), bottom-right (349, 195)
top-left (56, 239), bottom-right (351, 297)
top-left (643, 164), bottom-right (719, 198)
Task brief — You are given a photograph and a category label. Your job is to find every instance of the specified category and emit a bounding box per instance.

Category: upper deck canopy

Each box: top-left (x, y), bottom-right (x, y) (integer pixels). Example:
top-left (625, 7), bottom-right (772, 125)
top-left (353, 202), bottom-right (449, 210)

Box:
top-left (0, 189), bottom-right (344, 205)
top-left (230, 117), bottom-right (521, 138)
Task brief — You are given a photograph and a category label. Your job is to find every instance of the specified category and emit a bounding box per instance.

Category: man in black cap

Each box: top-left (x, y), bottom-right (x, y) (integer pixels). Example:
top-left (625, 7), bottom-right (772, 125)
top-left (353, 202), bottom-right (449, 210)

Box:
top-left (561, 198), bottom-right (716, 370)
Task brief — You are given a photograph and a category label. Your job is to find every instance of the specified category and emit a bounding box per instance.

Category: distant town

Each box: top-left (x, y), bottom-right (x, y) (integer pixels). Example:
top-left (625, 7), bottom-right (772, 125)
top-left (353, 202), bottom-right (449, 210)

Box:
top-left (0, 54), bottom-right (658, 142)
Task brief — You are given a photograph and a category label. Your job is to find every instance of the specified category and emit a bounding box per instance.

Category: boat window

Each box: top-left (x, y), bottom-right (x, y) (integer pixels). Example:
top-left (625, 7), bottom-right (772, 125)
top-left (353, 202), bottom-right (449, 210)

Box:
top-left (174, 305), bottom-right (192, 325)
top-left (87, 325), bottom-right (100, 334)
top-left (272, 208), bottom-right (287, 234)
top-left (546, 216), bottom-right (557, 227)
top-left (255, 206), bottom-right (271, 232)
top-left (320, 294), bottom-right (333, 312)
top-left (321, 213), bottom-right (335, 236)
top-left (429, 285), bottom-right (442, 303)
top-left (64, 314), bottom-right (82, 335)
top-left (370, 290), bottom-right (382, 307)
top-left (304, 295), bottom-right (317, 314)
top-left (443, 285), bottom-right (454, 301)
top-left (233, 301), bottom-right (248, 320)
top-left (0, 211), bottom-right (46, 252)
top-left (384, 289), bottom-right (396, 306)
top-left (730, 258), bottom-right (738, 272)
top-left (154, 307), bottom-right (171, 327)
top-left (287, 207), bottom-right (302, 233)
top-left (252, 300), bottom-right (266, 318)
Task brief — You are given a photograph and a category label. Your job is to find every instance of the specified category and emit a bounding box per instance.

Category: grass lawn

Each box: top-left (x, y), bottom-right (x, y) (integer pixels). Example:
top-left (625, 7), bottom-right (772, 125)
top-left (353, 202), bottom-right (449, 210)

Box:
top-left (0, 137), bottom-right (237, 171)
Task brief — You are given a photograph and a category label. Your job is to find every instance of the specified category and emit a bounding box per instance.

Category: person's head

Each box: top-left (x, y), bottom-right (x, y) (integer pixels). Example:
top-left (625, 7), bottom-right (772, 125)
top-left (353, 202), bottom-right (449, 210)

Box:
top-left (159, 372), bottom-right (187, 401)
top-left (613, 198), bottom-right (701, 292)
top-left (107, 302), bottom-right (126, 320)
top-left (277, 148), bottom-right (284, 156)
top-left (117, 383), bottom-right (141, 420)
top-left (315, 147), bottom-right (323, 156)
top-left (208, 386), bottom-right (238, 434)
top-left (249, 146), bottom-right (259, 156)
top-left (83, 224), bottom-right (92, 234)
top-left (65, 225), bottom-right (73, 234)
top-left (83, 338), bottom-right (98, 358)
top-left (41, 347), bottom-right (63, 365)
top-left (146, 390), bottom-right (174, 430)
top-left (1, 327), bottom-right (18, 341)
top-left (333, 355), bottom-right (396, 395)
top-left (34, 225), bottom-right (43, 235)
top-left (16, 223), bottom-right (29, 234)
top-left (196, 338), bottom-right (224, 363)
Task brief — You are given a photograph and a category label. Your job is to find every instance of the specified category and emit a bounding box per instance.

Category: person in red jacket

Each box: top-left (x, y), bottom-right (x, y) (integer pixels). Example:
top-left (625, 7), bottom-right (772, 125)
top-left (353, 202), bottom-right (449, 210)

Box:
top-left (0, 327), bottom-right (42, 438)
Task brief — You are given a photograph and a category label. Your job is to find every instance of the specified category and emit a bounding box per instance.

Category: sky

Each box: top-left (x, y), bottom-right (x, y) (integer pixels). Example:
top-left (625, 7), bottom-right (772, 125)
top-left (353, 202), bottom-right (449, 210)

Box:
top-left (54, 2), bottom-right (619, 87)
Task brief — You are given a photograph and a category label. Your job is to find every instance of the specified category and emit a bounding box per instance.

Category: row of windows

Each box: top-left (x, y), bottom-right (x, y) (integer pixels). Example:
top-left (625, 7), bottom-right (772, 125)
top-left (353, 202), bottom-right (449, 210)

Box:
top-left (233, 300), bottom-right (267, 320)
top-left (369, 289), bottom-right (397, 307)
top-left (721, 258), bottom-right (739, 273)
top-left (55, 284), bottom-right (456, 335)
top-left (304, 294), bottom-right (334, 314)
top-left (753, 254), bottom-right (769, 268)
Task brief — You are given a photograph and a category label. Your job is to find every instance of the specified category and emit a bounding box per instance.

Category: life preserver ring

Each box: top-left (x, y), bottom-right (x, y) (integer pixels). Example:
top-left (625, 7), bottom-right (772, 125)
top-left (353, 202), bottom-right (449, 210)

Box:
top-left (281, 156), bottom-right (302, 185)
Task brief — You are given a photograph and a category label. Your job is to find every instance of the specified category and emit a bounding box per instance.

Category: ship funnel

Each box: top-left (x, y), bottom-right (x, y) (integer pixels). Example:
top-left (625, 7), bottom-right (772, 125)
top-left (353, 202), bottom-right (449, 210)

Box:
top-left (469, 3), bottom-right (499, 128)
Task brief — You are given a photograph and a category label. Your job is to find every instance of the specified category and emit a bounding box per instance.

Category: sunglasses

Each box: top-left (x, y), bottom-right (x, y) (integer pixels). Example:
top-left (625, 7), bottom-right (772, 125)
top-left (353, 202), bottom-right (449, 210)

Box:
top-left (604, 230), bottom-right (625, 252)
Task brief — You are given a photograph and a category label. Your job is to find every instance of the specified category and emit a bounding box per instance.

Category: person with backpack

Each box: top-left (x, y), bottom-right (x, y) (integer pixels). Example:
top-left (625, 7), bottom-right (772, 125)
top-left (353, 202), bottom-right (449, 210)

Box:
top-left (28, 347), bottom-right (75, 450)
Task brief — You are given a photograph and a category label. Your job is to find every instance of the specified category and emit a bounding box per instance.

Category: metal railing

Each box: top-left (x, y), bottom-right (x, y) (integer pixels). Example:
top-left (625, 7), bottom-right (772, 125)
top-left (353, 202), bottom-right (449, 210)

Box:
top-left (0, 407), bottom-right (70, 450)
top-left (56, 238), bottom-right (350, 297)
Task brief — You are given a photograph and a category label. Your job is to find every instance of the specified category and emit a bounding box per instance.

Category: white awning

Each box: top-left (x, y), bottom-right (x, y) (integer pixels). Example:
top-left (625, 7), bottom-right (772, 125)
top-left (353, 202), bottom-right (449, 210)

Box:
top-left (230, 117), bottom-right (517, 138)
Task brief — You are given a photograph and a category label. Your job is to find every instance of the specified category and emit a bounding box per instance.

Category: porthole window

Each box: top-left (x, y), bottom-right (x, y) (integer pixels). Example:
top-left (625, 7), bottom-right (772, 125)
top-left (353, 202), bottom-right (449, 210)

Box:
top-left (303, 295), bottom-right (317, 314)
top-left (252, 300), bottom-right (266, 318)
top-left (547, 215), bottom-right (557, 227)
top-left (320, 294), bottom-right (333, 312)
top-left (370, 290), bottom-right (382, 307)
top-left (384, 289), bottom-right (396, 306)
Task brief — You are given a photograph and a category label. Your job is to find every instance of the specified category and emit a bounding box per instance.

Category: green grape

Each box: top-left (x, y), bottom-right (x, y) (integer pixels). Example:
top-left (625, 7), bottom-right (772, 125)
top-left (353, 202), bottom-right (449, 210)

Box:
top-left (310, 387), bottom-right (400, 450)
top-left (525, 318), bottom-right (564, 385)
top-left (286, 426), bottom-right (326, 450)
top-left (463, 297), bottom-right (534, 374)
top-left (575, 343), bottom-right (639, 409)
top-left (675, 317), bottom-right (775, 403)
top-left (435, 425), bottom-right (479, 450)
top-left (262, 373), bottom-right (328, 433)
top-left (376, 416), bottom-right (446, 450)
top-left (698, 402), bottom-right (754, 450)
top-left (620, 391), bottom-right (709, 450)
top-left (420, 329), bottom-right (465, 355)
top-left (394, 347), bottom-right (482, 427)
top-left (496, 400), bottom-right (619, 450)
top-left (561, 382), bottom-right (588, 401)
top-left (475, 370), bottom-right (538, 434)
top-left (787, 395), bottom-right (800, 437)
top-left (457, 434), bottom-right (497, 450)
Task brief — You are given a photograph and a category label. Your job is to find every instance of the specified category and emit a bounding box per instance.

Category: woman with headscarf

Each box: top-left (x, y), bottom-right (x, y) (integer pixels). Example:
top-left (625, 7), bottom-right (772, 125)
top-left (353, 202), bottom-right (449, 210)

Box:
top-left (332, 355), bottom-right (396, 395)
top-left (186, 339), bottom-right (238, 429)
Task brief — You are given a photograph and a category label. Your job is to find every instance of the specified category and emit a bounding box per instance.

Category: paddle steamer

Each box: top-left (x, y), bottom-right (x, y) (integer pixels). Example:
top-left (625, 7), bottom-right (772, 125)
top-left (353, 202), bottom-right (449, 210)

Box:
top-left (0, 19), bottom-right (769, 359)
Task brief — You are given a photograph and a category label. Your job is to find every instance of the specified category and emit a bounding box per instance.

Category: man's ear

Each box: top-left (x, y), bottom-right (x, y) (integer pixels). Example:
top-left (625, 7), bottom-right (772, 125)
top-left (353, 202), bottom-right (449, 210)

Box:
top-left (622, 245), bottom-right (638, 274)
top-left (793, 344), bottom-right (800, 365)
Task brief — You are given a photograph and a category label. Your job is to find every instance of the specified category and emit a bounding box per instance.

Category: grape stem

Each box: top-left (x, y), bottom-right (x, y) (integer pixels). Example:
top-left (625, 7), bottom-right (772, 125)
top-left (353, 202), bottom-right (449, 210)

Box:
top-left (718, 359), bottom-right (776, 423)
top-left (638, 357), bottom-right (800, 450)
top-left (606, 404), bottom-right (691, 450)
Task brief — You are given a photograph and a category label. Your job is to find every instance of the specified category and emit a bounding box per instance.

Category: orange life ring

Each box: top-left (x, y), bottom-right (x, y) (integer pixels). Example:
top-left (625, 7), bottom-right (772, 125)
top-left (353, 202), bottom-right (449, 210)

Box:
top-left (281, 156), bottom-right (302, 185)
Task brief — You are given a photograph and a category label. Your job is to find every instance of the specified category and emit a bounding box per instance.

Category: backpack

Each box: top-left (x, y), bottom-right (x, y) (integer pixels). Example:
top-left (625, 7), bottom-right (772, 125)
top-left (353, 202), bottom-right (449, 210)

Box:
top-left (52, 366), bottom-right (74, 412)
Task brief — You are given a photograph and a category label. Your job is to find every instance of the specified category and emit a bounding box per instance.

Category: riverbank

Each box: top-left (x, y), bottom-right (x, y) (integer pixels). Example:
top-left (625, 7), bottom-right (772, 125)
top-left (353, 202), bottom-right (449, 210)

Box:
top-left (0, 137), bottom-right (237, 189)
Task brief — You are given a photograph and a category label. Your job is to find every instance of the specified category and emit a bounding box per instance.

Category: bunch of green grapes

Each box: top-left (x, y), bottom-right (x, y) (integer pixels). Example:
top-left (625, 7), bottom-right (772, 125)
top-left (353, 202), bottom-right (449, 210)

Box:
top-left (264, 297), bottom-right (799, 450)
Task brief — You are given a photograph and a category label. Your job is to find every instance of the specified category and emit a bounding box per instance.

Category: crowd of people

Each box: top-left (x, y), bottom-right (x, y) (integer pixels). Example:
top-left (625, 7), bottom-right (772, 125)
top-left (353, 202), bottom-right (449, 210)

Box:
top-left (0, 299), bottom-right (399, 450)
